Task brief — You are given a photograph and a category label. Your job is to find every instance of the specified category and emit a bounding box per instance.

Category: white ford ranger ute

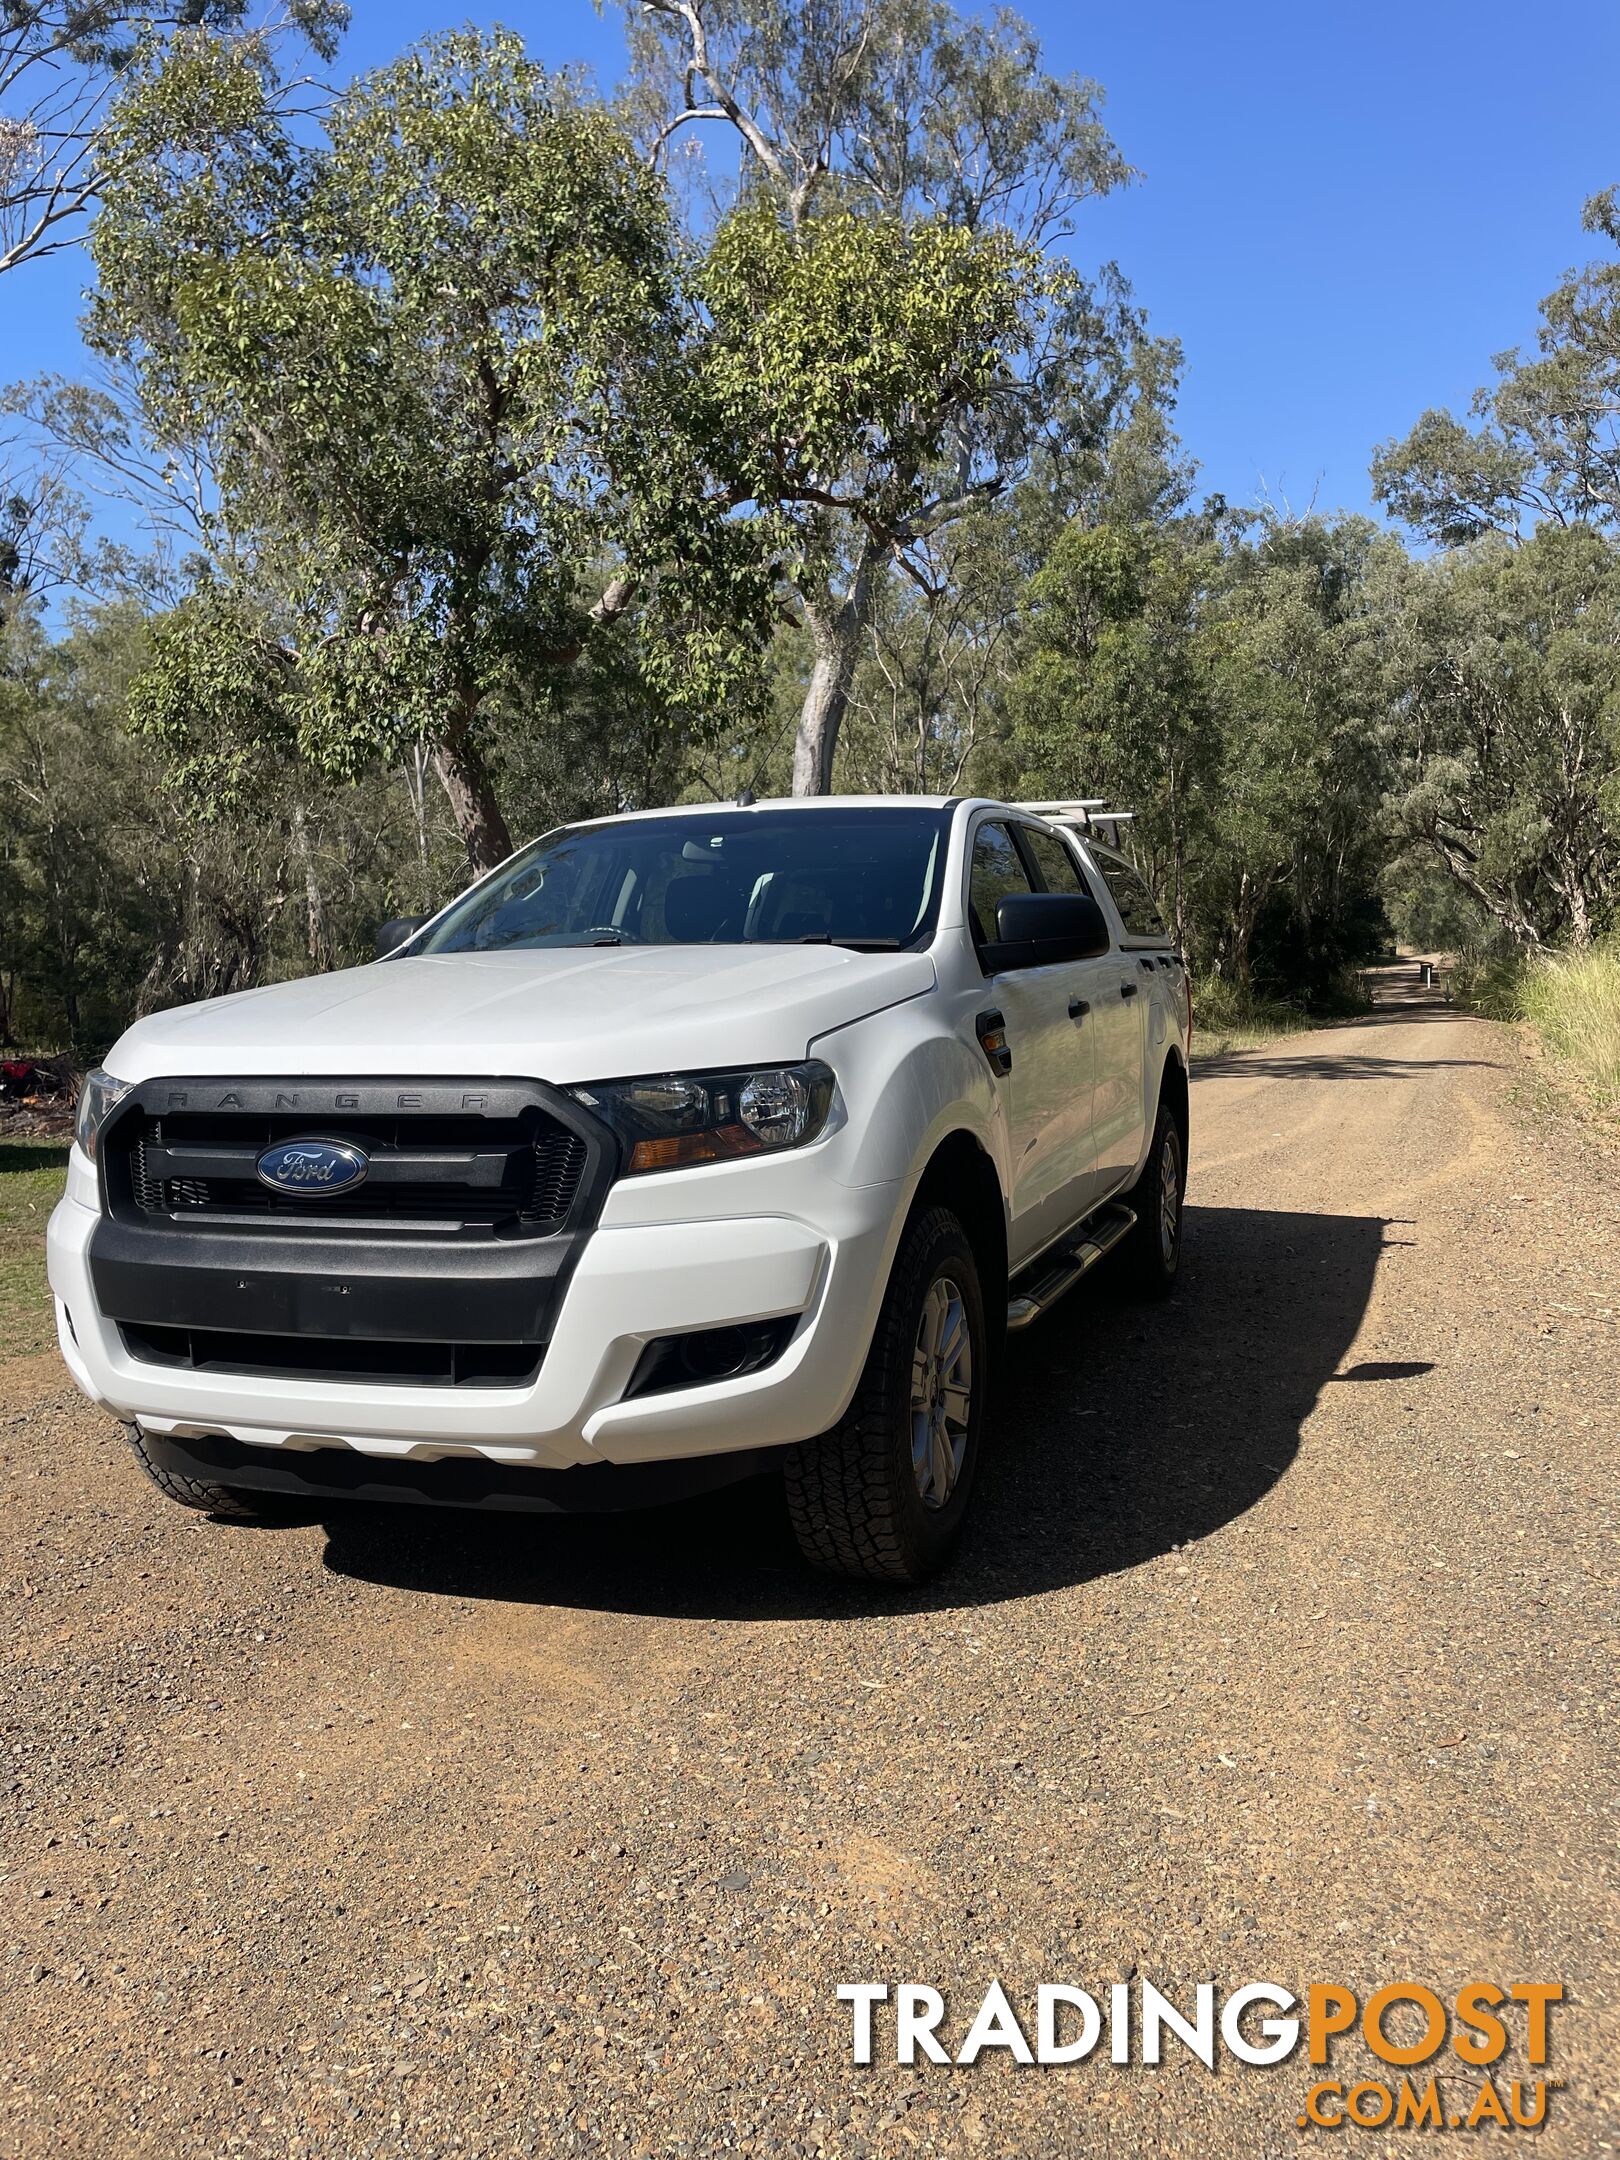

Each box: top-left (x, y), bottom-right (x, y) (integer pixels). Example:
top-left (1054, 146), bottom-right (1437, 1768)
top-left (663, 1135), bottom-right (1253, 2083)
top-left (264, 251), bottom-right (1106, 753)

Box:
top-left (49, 797), bottom-right (1189, 1582)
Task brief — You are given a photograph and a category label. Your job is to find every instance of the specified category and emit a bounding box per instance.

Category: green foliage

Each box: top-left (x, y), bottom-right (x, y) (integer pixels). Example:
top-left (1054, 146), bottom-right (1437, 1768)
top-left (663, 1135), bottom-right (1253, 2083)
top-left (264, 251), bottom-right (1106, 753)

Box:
top-left (1362, 193), bottom-right (1620, 957)
top-left (625, 0), bottom-right (1130, 792)
top-left (5, 0), bottom-right (1618, 1082)
top-left (0, 600), bottom-right (164, 1047)
top-left (127, 584), bottom-right (296, 810)
top-left (0, 0), bottom-right (347, 277)
top-left (1004, 487), bottom-right (1393, 1003)
top-left (0, 597), bottom-right (476, 1052)
top-left (1374, 188), bottom-right (1620, 541)
top-left (1373, 524), bottom-right (1620, 949)
top-left (88, 29), bottom-right (778, 868)
top-left (1520, 938), bottom-right (1620, 1112)
top-left (623, 0), bottom-right (1130, 231)
top-left (830, 509), bottom-right (1023, 795)
top-left (1449, 947), bottom-right (1529, 1022)
top-left (1454, 935), bottom-right (1620, 1117)
top-left (1187, 976), bottom-right (1320, 1058)
top-left (1380, 848), bottom-right (1493, 956)
top-left (700, 202), bottom-right (1051, 539)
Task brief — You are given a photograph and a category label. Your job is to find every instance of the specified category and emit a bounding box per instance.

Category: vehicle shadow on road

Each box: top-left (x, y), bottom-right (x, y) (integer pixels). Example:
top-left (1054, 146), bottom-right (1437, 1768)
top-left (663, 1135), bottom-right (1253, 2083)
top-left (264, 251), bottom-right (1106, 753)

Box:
top-left (317, 1202), bottom-right (1389, 1620)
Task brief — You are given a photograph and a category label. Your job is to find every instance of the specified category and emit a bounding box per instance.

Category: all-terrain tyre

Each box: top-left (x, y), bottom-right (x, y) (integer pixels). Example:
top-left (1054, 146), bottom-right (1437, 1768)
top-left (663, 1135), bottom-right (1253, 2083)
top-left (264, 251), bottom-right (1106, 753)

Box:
top-left (122, 1423), bottom-right (295, 1520)
top-left (783, 1205), bottom-right (987, 1584)
top-left (1116, 1096), bottom-right (1186, 1298)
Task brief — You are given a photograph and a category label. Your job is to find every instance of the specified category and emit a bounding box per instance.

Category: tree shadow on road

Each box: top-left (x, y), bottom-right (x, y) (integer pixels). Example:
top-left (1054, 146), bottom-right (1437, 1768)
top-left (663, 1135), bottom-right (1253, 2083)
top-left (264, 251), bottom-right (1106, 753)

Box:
top-left (1193, 999), bottom-right (1501, 1083)
top-left (1196, 1049), bottom-right (1498, 1081)
top-left (318, 1203), bottom-right (1389, 1621)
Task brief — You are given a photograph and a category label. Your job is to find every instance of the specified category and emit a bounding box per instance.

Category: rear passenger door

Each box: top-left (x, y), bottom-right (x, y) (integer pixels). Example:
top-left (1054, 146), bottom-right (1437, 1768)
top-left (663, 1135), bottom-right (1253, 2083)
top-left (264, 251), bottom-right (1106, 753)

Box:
top-left (1083, 846), bottom-right (1167, 1195)
top-left (1018, 823), bottom-right (1119, 1214)
top-left (967, 818), bottom-right (1095, 1266)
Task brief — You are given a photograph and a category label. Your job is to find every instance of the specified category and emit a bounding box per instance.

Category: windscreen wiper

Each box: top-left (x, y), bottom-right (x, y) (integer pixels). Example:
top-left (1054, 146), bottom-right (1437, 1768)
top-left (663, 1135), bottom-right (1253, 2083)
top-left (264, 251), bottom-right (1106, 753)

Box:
top-left (792, 934), bottom-right (903, 951)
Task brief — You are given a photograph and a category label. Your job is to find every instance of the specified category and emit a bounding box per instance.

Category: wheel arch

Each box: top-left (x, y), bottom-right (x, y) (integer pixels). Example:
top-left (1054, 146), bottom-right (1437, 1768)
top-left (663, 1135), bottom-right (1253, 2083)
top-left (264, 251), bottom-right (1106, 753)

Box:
top-left (909, 1128), bottom-right (1008, 1305)
top-left (1158, 1044), bottom-right (1189, 1153)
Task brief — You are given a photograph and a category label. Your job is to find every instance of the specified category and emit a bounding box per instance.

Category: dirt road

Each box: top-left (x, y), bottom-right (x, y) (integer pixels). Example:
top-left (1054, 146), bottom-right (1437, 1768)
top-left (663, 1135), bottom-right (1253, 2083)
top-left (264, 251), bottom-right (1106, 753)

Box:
top-left (2, 980), bottom-right (1616, 2157)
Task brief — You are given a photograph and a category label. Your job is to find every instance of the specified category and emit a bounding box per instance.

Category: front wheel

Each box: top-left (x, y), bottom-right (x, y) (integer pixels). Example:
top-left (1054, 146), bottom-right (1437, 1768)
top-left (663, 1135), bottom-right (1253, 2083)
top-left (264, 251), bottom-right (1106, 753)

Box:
top-left (783, 1205), bottom-right (987, 1584)
top-left (122, 1424), bottom-right (306, 1521)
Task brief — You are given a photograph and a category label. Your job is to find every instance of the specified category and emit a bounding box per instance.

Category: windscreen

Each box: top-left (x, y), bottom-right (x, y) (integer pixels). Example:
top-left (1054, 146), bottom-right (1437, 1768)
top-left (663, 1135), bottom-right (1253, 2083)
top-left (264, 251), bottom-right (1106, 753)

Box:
top-left (413, 807), bottom-right (954, 954)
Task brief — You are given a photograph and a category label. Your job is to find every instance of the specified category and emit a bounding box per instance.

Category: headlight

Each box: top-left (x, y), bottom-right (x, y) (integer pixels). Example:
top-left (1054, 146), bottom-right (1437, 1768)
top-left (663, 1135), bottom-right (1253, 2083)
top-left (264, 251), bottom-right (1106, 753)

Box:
top-left (572, 1061), bottom-right (836, 1174)
top-left (75, 1068), bottom-right (133, 1162)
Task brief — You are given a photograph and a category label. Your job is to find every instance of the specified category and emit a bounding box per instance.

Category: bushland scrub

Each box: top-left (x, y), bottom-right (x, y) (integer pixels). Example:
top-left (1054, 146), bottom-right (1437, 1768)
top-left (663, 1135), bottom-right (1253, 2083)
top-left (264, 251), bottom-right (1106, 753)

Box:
top-left (1189, 970), bottom-right (1372, 1060)
top-left (1454, 940), bottom-right (1620, 1121)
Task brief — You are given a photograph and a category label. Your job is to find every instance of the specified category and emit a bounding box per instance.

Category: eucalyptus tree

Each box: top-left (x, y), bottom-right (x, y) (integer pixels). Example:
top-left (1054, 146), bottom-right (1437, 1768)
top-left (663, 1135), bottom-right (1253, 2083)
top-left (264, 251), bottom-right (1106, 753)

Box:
top-left (87, 30), bottom-right (776, 872)
top-left (1008, 497), bottom-right (1394, 991)
top-left (1374, 188), bottom-right (1620, 542)
top-left (1372, 191), bottom-right (1620, 948)
top-left (623, 0), bottom-right (1131, 793)
top-left (0, 595), bottom-right (449, 1048)
top-left (1008, 509), bottom-right (1219, 957)
top-left (0, 0), bottom-right (345, 275)
top-left (1372, 527), bottom-right (1620, 950)
top-left (1198, 516), bottom-right (1392, 996)
top-left (830, 507), bottom-right (1023, 796)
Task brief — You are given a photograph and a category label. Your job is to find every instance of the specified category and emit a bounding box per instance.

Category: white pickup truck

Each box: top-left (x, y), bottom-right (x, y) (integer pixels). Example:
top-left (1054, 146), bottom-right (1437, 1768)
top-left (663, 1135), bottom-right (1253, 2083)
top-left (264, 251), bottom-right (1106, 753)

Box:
top-left (49, 797), bottom-right (1189, 1582)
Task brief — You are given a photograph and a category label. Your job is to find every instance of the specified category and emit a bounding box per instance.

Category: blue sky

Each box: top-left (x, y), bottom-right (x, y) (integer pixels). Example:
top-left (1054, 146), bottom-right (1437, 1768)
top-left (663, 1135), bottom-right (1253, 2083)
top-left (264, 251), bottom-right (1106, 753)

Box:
top-left (7, 0), bottom-right (1619, 527)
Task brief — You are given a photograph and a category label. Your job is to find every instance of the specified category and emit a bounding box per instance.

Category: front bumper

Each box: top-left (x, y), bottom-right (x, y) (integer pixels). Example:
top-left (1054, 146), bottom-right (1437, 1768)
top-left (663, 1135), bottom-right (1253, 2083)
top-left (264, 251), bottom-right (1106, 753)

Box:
top-left (48, 1151), bottom-right (900, 1474)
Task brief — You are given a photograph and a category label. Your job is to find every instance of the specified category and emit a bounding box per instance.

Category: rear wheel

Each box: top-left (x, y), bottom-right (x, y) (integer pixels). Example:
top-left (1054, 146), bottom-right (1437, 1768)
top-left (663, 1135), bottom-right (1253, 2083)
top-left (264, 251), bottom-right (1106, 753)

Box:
top-left (1117, 1097), bottom-right (1186, 1298)
top-left (784, 1205), bottom-right (987, 1583)
top-left (122, 1423), bottom-right (305, 1521)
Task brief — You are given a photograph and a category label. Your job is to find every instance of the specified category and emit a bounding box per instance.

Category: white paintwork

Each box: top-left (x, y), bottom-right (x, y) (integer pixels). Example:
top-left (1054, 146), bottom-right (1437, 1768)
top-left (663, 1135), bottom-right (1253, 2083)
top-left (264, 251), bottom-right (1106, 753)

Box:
top-left (104, 941), bottom-right (936, 1088)
top-left (48, 797), bottom-right (1187, 1480)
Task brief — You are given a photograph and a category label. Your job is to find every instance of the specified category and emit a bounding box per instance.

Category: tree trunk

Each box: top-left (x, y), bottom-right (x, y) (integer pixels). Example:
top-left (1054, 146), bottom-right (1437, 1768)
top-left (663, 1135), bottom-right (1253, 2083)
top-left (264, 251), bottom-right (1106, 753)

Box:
top-left (291, 804), bottom-right (328, 970)
top-left (405, 745), bottom-right (431, 867)
top-left (791, 544), bottom-right (879, 797)
top-left (432, 706), bottom-right (513, 877)
top-left (1561, 864), bottom-right (1593, 949)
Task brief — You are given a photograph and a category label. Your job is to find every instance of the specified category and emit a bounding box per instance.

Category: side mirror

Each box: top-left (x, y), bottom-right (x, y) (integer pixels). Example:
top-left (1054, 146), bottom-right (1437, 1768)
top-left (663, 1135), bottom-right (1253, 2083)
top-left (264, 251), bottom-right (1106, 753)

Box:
top-left (987, 891), bottom-right (1111, 971)
top-left (375, 915), bottom-right (427, 960)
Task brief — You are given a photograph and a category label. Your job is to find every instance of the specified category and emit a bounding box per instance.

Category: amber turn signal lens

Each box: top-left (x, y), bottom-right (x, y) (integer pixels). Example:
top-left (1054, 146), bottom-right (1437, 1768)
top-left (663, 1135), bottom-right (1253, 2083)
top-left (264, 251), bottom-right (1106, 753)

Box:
top-left (627, 1125), bottom-right (763, 1173)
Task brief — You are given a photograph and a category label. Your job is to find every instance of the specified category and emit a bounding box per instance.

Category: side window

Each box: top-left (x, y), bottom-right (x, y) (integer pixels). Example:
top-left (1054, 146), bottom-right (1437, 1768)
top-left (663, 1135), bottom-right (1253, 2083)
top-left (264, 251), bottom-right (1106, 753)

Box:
top-left (1020, 825), bottom-right (1090, 898)
top-left (1094, 852), bottom-right (1168, 941)
top-left (968, 821), bottom-right (1035, 946)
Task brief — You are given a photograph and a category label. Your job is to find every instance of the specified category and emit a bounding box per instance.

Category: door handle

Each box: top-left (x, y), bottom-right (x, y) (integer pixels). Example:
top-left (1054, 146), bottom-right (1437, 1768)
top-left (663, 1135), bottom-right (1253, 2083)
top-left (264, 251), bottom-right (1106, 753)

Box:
top-left (1068, 996), bottom-right (1090, 1019)
top-left (1120, 981), bottom-right (1139, 999)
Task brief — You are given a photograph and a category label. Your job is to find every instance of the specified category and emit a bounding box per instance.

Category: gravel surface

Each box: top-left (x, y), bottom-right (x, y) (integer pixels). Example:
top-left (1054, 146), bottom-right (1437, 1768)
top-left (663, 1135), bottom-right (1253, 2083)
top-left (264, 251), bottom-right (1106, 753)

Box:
top-left (1, 979), bottom-right (1615, 2156)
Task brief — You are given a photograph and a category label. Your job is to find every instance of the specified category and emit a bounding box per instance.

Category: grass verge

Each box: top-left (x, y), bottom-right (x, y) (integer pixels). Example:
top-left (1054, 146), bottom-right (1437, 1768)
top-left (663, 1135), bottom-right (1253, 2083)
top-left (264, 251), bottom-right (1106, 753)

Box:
top-left (1520, 944), bottom-right (1620, 1116)
top-left (0, 1137), bottom-right (69, 1360)
top-left (1453, 939), bottom-right (1620, 1121)
top-left (1189, 980), bottom-right (1324, 1061)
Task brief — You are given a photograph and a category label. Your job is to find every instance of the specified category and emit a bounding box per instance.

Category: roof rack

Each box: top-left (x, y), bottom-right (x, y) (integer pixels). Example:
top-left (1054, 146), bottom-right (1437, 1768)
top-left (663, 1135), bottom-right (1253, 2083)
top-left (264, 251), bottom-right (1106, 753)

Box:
top-left (1016, 799), bottom-right (1137, 849)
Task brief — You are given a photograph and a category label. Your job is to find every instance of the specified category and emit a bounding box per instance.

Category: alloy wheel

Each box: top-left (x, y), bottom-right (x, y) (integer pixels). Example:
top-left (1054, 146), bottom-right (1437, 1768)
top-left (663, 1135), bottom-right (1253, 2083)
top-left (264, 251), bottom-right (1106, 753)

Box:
top-left (1159, 1129), bottom-right (1183, 1269)
top-left (909, 1275), bottom-right (973, 1509)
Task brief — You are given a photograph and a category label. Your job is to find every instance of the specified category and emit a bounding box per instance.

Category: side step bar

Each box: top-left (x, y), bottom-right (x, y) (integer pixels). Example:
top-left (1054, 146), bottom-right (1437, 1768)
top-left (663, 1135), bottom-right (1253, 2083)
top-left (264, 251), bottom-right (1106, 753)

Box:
top-left (1006, 1205), bottom-right (1136, 1331)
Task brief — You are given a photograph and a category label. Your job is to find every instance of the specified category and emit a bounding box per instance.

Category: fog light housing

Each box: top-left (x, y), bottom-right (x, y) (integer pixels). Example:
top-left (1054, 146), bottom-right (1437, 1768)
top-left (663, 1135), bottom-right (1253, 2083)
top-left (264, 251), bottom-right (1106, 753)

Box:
top-left (624, 1317), bottom-right (796, 1400)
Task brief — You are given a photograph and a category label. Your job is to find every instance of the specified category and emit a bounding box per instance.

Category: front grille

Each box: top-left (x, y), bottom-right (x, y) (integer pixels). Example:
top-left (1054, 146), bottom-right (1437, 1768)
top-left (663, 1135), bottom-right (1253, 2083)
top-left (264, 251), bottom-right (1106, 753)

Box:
top-left (108, 1080), bottom-right (604, 1243)
top-left (129, 1123), bottom-right (587, 1230)
top-left (120, 1322), bottom-right (543, 1389)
